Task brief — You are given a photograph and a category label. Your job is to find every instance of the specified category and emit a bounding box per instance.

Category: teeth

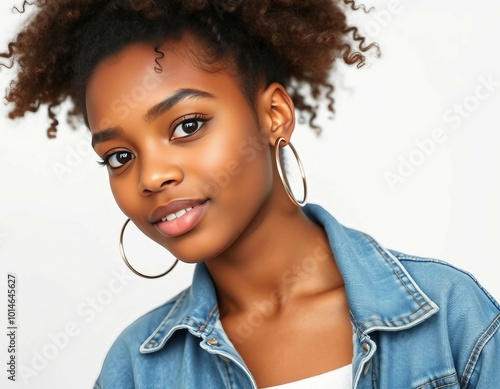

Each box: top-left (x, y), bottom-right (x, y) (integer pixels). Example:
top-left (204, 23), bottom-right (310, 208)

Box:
top-left (161, 207), bottom-right (193, 222)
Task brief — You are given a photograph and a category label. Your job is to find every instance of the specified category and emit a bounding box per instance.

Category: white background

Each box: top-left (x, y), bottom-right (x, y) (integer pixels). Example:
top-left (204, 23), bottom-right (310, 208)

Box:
top-left (1, 0), bottom-right (499, 387)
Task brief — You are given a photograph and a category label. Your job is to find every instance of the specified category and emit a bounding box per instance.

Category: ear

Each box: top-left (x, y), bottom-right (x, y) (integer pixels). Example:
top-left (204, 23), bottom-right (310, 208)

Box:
top-left (256, 83), bottom-right (295, 147)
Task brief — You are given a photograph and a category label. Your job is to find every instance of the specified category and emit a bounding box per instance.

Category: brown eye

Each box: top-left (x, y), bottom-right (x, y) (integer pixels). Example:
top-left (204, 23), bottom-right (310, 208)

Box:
top-left (182, 120), bottom-right (200, 134)
top-left (171, 116), bottom-right (209, 139)
top-left (106, 151), bottom-right (135, 169)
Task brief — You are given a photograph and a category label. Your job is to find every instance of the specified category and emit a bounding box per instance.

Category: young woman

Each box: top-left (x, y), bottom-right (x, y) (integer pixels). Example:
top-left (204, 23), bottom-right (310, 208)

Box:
top-left (2, 1), bottom-right (499, 388)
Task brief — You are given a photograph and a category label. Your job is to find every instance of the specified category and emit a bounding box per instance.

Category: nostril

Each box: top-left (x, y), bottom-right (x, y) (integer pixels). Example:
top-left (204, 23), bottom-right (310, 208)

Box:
top-left (140, 178), bottom-right (181, 195)
top-left (139, 164), bottom-right (184, 194)
top-left (161, 179), bottom-right (177, 187)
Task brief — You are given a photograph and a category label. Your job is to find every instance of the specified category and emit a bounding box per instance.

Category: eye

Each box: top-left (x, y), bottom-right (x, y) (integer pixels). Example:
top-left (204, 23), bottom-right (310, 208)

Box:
top-left (171, 114), bottom-right (209, 139)
top-left (99, 151), bottom-right (135, 169)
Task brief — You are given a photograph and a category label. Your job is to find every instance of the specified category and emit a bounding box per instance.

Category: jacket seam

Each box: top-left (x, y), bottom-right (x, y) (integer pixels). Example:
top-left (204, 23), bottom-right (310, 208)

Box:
top-left (181, 316), bottom-right (204, 329)
top-left (371, 353), bottom-right (379, 389)
top-left (197, 304), bottom-right (218, 333)
top-left (365, 234), bottom-right (425, 309)
top-left (222, 358), bottom-right (233, 389)
top-left (141, 289), bottom-right (189, 346)
top-left (349, 287), bottom-right (433, 335)
top-left (459, 313), bottom-right (500, 387)
top-left (359, 305), bottom-right (432, 328)
top-left (416, 372), bottom-right (457, 389)
top-left (434, 383), bottom-right (458, 389)
top-left (350, 310), bottom-right (364, 339)
top-left (396, 254), bottom-right (500, 311)
top-left (357, 234), bottom-right (438, 331)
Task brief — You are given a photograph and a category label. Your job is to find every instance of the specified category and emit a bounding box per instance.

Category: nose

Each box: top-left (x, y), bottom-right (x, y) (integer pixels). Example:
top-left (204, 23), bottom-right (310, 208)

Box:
top-left (138, 155), bottom-right (184, 195)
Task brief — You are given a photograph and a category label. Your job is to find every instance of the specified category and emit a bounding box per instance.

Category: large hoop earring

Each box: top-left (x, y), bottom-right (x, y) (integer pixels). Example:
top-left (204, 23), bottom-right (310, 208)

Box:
top-left (119, 219), bottom-right (178, 279)
top-left (274, 137), bottom-right (307, 207)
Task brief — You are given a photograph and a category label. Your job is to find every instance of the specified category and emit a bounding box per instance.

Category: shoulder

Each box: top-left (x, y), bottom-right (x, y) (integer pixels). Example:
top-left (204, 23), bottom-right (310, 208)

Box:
top-left (391, 249), bottom-right (500, 314)
top-left (390, 250), bottom-right (500, 385)
top-left (114, 288), bottom-right (187, 350)
top-left (94, 288), bottom-right (189, 387)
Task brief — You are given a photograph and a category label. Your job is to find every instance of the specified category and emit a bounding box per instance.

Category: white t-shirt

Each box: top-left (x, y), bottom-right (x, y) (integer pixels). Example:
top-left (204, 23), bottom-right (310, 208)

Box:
top-left (262, 364), bottom-right (352, 389)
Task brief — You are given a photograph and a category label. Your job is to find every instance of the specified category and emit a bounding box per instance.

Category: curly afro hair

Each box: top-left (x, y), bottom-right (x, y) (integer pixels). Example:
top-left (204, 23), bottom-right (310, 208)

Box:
top-left (1, 0), bottom-right (379, 138)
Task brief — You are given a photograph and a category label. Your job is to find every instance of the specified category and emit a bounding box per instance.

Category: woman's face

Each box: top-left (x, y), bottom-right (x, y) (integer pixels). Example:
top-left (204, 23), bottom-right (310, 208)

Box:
top-left (86, 35), bottom-right (287, 263)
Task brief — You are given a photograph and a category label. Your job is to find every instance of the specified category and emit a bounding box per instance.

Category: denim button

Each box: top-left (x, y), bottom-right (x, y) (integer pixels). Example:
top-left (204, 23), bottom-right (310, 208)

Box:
top-left (363, 343), bottom-right (370, 352)
top-left (207, 338), bottom-right (219, 346)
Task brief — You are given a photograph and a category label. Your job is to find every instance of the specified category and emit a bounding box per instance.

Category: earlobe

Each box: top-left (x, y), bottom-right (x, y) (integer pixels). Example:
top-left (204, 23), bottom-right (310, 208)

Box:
top-left (257, 82), bottom-right (295, 146)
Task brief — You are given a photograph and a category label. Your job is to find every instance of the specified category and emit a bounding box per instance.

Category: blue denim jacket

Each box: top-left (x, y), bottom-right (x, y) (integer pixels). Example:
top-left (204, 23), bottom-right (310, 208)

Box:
top-left (94, 204), bottom-right (500, 388)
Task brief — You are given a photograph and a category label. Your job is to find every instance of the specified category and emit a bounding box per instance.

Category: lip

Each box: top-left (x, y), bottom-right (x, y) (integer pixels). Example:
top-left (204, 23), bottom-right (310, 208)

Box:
top-left (151, 199), bottom-right (209, 238)
top-left (150, 199), bottom-right (207, 223)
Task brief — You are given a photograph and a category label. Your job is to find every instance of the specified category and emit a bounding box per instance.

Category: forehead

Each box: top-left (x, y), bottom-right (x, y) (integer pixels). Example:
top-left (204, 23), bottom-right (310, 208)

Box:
top-left (85, 35), bottom-right (242, 131)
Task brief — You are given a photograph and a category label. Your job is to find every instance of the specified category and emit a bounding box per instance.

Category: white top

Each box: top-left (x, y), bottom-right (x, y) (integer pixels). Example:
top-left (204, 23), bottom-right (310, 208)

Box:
top-left (261, 364), bottom-right (352, 389)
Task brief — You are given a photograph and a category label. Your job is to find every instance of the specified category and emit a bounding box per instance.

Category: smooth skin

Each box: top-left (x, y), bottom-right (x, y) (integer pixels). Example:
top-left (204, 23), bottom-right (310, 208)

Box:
top-left (86, 33), bottom-right (353, 388)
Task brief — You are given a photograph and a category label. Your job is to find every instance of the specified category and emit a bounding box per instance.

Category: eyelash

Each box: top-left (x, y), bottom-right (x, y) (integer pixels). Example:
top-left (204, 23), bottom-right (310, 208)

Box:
top-left (97, 157), bottom-right (110, 168)
top-left (171, 113), bottom-right (211, 138)
top-left (96, 114), bottom-right (211, 168)
top-left (97, 151), bottom-right (135, 169)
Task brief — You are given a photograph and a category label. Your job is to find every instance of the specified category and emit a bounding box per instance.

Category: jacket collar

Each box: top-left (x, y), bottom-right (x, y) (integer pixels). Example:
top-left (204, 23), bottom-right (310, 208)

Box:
top-left (140, 204), bottom-right (438, 353)
top-left (303, 204), bottom-right (438, 336)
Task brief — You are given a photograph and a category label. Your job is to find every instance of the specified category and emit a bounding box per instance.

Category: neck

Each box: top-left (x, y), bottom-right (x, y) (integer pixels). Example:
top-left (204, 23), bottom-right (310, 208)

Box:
top-left (204, 201), bottom-right (343, 319)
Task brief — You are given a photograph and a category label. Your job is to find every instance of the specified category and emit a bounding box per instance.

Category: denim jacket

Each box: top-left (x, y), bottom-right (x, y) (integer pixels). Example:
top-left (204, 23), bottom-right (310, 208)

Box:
top-left (94, 204), bottom-right (500, 389)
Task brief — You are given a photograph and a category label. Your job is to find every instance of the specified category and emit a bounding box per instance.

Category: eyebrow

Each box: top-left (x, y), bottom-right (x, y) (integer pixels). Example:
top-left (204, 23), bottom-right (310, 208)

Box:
top-left (92, 127), bottom-right (123, 148)
top-left (91, 88), bottom-right (215, 147)
top-left (144, 88), bottom-right (215, 122)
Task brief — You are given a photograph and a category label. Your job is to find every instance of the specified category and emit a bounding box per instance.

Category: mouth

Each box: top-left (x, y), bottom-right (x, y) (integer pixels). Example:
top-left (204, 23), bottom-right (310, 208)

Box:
top-left (151, 199), bottom-right (209, 238)
top-left (161, 206), bottom-right (195, 222)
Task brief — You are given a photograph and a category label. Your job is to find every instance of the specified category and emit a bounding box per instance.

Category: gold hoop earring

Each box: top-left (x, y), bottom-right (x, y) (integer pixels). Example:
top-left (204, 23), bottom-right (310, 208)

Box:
top-left (119, 219), bottom-right (178, 279)
top-left (274, 137), bottom-right (307, 207)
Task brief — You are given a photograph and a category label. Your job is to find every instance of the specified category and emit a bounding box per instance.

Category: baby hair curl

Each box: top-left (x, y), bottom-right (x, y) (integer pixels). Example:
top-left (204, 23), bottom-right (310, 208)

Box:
top-left (1, 0), bottom-right (379, 138)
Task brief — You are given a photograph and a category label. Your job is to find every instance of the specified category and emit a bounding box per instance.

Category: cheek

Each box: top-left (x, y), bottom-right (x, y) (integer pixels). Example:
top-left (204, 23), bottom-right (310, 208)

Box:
top-left (196, 121), bottom-right (273, 201)
top-left (110, 178), bottom-right (161, 242)
top-left (218, 138), bottom-right (273, 209)
top-left (109, 177), bottom-right (137, 217)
